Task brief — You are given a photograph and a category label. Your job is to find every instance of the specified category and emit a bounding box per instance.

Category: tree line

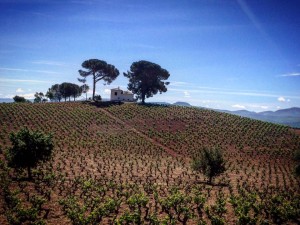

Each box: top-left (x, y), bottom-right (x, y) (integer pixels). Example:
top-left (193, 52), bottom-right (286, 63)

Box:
top-left (14, 59), bottom-right (171, 104)
top-left (45, 82), bottom-right (90, 102)
top-left (14, 82), bottom-right (90, 103)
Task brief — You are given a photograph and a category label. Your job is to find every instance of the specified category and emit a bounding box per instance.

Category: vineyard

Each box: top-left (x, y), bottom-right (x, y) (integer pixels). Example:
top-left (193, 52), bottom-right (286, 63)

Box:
top-left (0, 102), bottom-right (300, 224)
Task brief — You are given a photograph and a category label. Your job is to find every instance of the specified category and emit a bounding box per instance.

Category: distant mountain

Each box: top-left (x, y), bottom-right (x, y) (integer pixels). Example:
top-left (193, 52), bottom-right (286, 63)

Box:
top-left (172, 101), bottom-right (191, 107)
top-left (145, 101), bottom-right (191, 107)
top-left (0, 98), bottom-right (14, 103)
top-left (149, 102), bottom-right (171, 105)
top-left (219, 107), bottom-right (300, 128)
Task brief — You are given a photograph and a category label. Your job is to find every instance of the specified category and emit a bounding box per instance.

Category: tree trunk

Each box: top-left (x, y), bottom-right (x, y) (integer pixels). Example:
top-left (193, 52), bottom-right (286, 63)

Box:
top-left (27, 166), bottom-right (32, 180)
top-left (93, 73), bottom-right (96, 101)
top-left (86, 92), bottom-right (87, 101)
top-left (141, 93), bottom-right (145, 104)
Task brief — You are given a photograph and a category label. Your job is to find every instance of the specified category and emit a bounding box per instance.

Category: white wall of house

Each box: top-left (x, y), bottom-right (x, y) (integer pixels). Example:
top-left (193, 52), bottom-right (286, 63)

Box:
top-left (110, 87), bottom-right (134, 101)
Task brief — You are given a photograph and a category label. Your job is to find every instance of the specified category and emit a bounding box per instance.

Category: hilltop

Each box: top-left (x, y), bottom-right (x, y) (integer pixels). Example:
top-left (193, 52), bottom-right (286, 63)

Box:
top-left (0, 102), bottom-right (299, 224)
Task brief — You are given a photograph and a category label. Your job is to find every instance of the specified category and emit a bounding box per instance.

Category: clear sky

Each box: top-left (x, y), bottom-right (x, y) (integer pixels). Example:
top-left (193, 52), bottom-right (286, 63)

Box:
top-left (0, 0), bottom-right (299, 111)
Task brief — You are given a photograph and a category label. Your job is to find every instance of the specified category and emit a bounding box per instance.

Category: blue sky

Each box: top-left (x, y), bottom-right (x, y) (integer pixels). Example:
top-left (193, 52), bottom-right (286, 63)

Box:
top-left (0, 0), bottom-right (299, 111)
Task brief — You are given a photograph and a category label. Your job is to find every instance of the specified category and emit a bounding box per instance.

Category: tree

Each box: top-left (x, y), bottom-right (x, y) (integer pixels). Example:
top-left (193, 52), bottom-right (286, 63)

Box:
top-left (13, 95), bottom-right (26, 103)
top-left (60, 82), bottom-right (74, 102)
top-left (49, 83), bottom-right (82, 102)
top-left (78, 77), bottom-right (90, 101)
top-left (48, 84), bottom-right (62, 102)
top-left (124, 60), bottom-right (170, 104)
top-left (34, 92), bottom-right (45, 103)
top-left (78, 59), bottom-right (119, 101)
top-left (70, 83), bottom-right (82, 101)
top-left (191, 147), bottom-right (226, 184)
top-left (6, 128), bottom-right (54, 179)
top-left (46, 88), bottom-right (54, 102)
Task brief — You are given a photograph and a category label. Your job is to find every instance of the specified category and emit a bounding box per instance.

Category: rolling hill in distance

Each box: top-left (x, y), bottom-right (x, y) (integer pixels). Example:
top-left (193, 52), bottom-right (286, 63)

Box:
top-left (0, 102), bottom-right (299, 224)
top-left (219, 107), bottom-right (300, 128)
top-left (150, 101), bottom-right (300, 128)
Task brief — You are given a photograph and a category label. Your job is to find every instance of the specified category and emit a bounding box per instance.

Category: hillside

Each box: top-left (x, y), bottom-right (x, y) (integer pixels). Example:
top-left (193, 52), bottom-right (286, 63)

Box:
top-left (221, 107), bottom-right (300, 128)
top-left (0, 102), bottom-right (300, 224)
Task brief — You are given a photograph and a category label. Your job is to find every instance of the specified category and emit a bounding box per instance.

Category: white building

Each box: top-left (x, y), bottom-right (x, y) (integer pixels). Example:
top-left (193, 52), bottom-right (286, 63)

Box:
top-left (110, 87), bottom-right (134, 102)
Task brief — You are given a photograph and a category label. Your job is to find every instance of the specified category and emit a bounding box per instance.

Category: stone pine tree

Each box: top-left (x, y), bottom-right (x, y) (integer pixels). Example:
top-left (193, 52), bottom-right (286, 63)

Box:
top-left (6, 128), bottom-right (54, 179)
top-left (78, 59), bottom-right (119, 101)
top-left (191, 147), bottom-right (226, 184)
top-left (124, 60), bottom-right (170, 104)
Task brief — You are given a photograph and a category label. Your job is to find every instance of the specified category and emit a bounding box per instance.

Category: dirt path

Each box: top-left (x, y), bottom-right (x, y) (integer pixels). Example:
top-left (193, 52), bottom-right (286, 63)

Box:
top-left (98, 108), bottom-right (181, 158)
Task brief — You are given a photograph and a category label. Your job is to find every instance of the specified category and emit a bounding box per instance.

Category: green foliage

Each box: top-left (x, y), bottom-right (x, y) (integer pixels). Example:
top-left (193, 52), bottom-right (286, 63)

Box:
top-left (6, 128), bottom-right (54, 179)
top-left (192, 147), bottom-right (226, 184)
top-left (127, 192), bottom-right (149, 209)
top-left (160, 189), bottom-right (194, 224)
top-left (229, 190), bottom-right (260, 225)
top-left (79, 59), bottom-right (119, 100)
top-left (60, 196), bottom-right (119, 225)
top-left (13, 95), bottom-right (26, 103)
top-left (193, 188), bottom-right (206, 218)
top-left (205, 192), bottom-right (227, 225)
top-left (124, 60), bottom-right (170, 103)
top-left (118, 211), bottom-right (142, 224)
top-left (264, 193), bottom-right (300, 224)
top-left (2, 181), bottom-right (47, 225)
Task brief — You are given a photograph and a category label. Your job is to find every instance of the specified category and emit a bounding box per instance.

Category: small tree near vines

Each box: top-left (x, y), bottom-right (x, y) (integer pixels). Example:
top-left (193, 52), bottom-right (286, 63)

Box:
top-left (192, 147), bottom-right (226, 184)
top-left (6, 128), bottom-right (54, 179)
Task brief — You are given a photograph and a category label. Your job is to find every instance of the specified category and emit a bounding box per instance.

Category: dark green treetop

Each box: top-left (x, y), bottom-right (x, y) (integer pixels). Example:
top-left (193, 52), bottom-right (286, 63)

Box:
top-left (124, 60), bottom-right (170, 104)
